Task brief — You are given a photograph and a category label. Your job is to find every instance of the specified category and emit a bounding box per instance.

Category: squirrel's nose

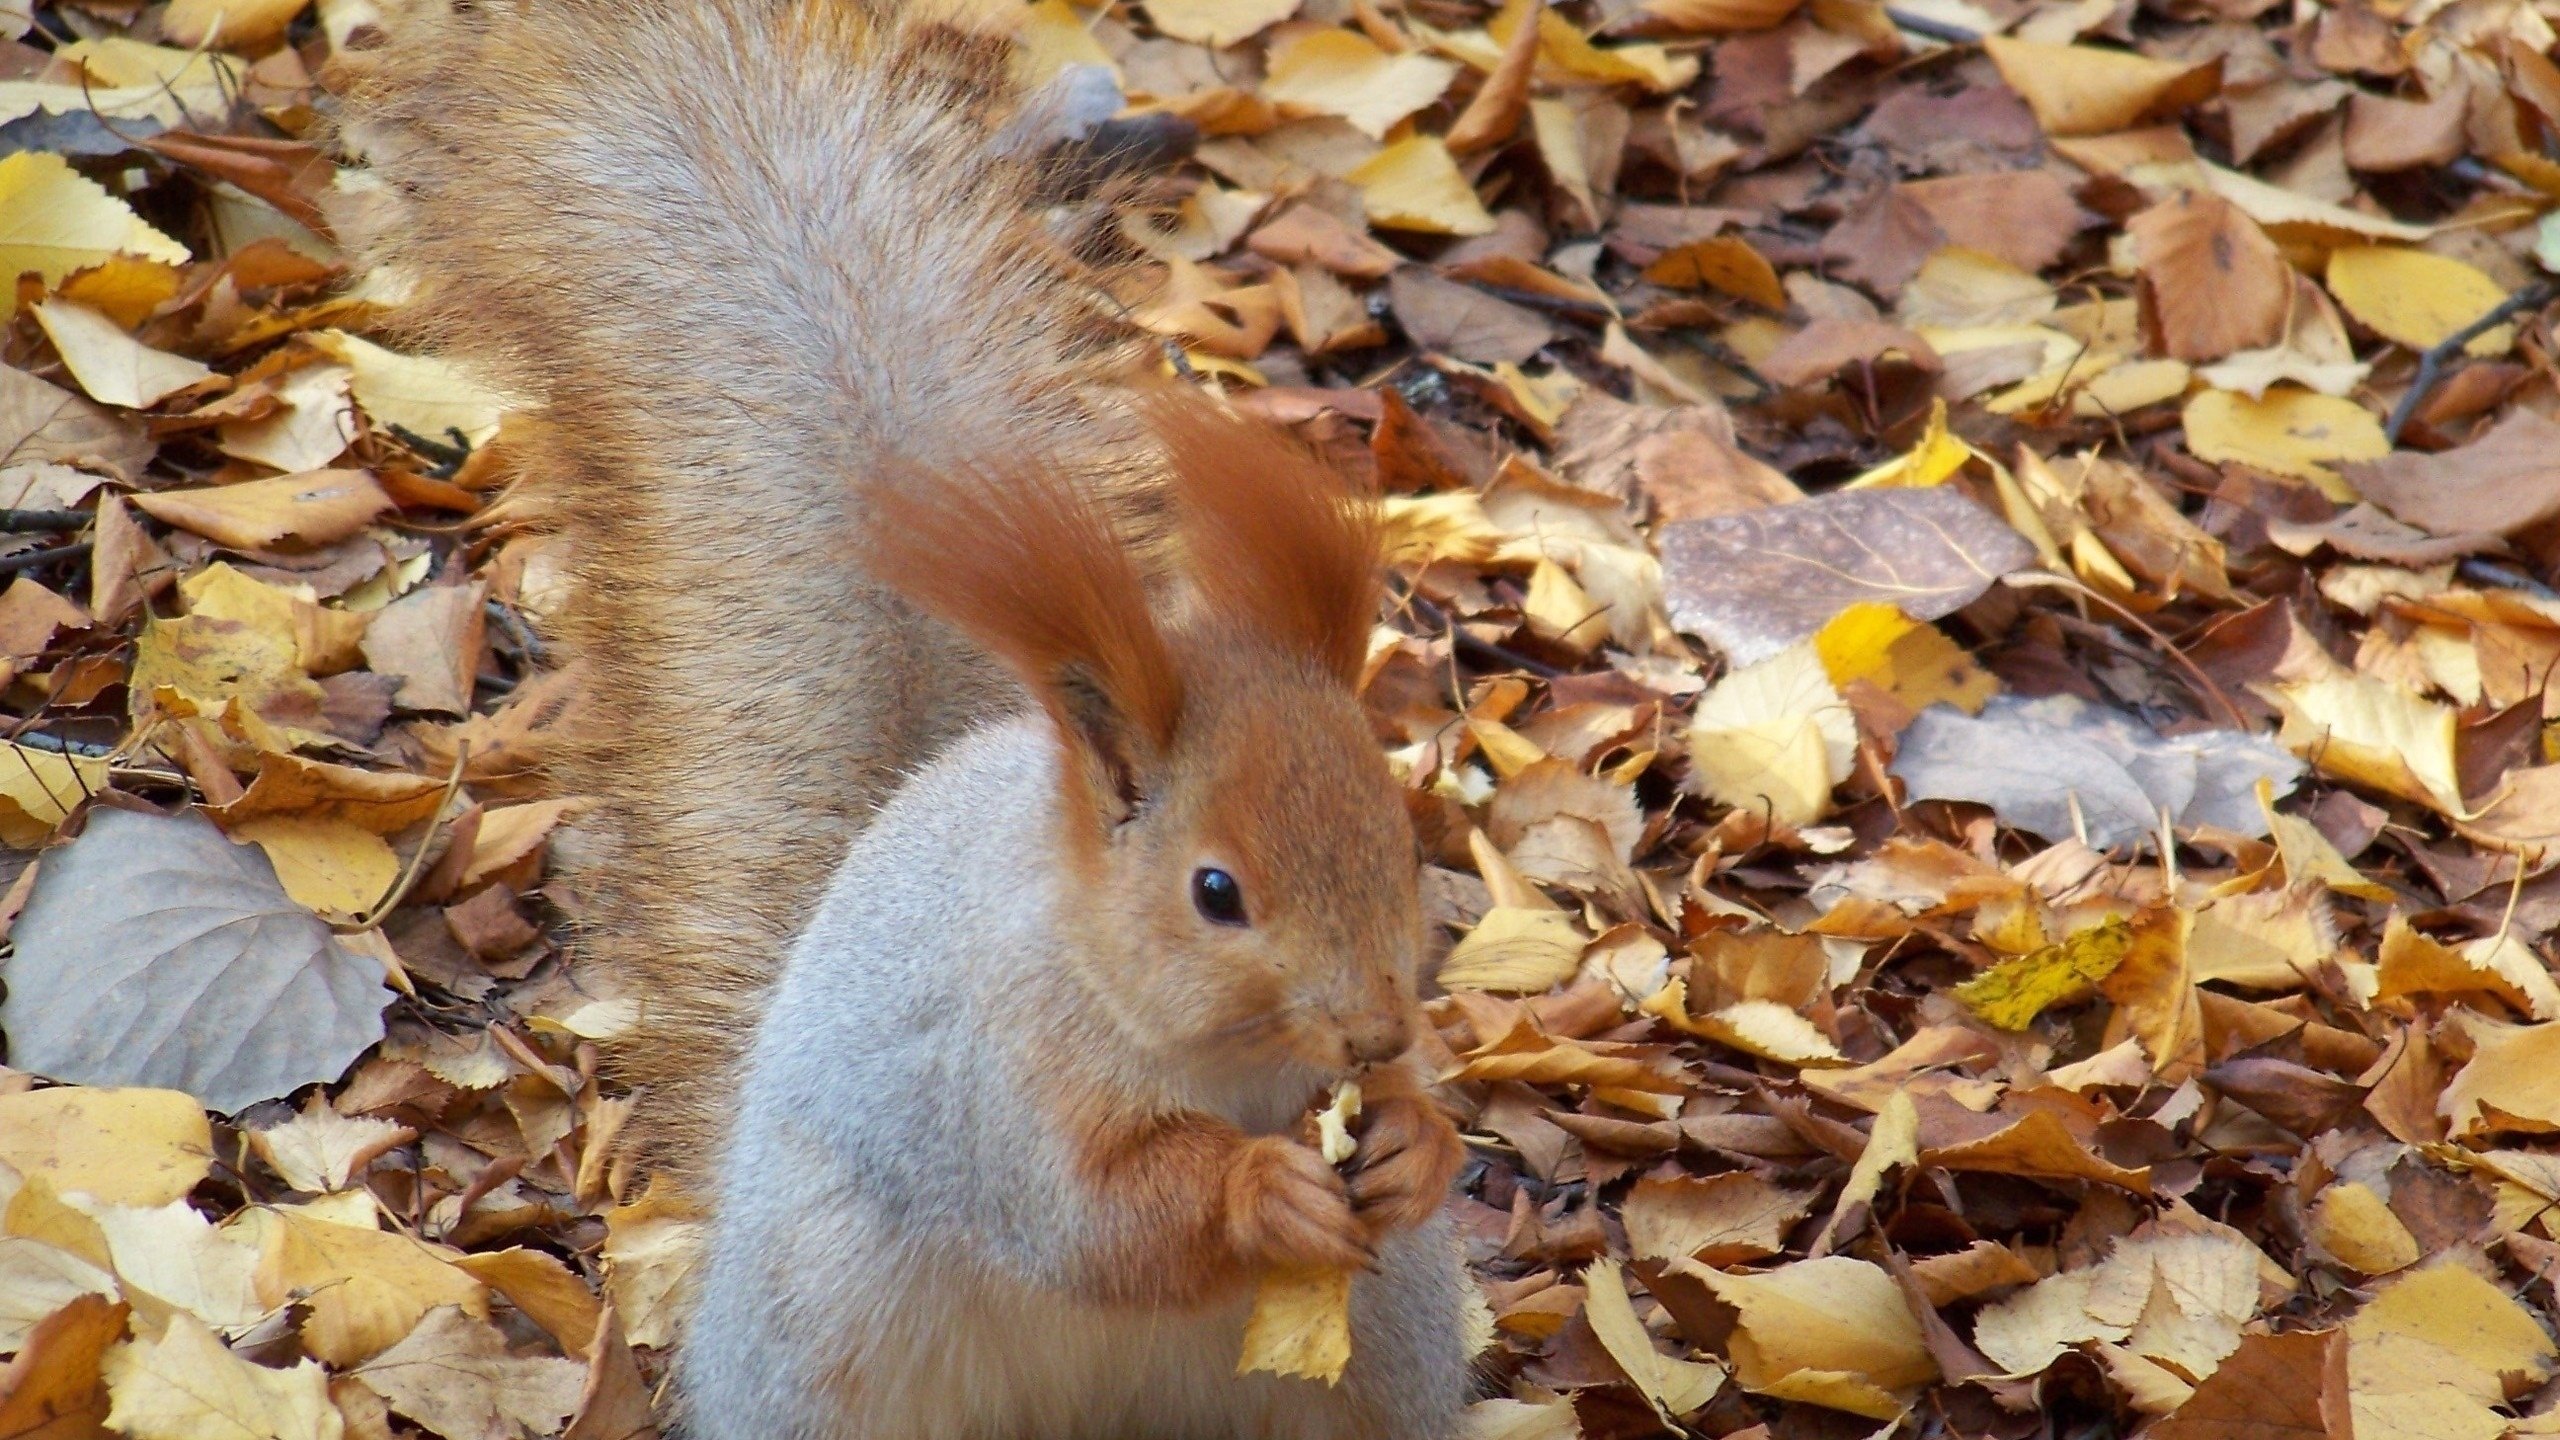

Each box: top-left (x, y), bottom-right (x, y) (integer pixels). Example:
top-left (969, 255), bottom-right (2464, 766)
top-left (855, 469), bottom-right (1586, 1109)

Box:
top-left (1342, 1008), bottom-right (1412, 1065)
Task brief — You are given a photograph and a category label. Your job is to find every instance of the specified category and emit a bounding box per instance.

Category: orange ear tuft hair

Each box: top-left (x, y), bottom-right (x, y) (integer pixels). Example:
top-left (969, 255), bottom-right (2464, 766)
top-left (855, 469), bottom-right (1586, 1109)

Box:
top-left (868, 458), bottom-right (1182, 761)
top-left (1144, 391), bottom-right (1380, 686)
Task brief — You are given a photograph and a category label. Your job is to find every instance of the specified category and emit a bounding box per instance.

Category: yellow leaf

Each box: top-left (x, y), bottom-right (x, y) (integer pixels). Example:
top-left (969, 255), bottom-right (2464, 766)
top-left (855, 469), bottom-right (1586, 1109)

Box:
top-left (1954, 917), bottom-right (2133, 1030)
top-left (1699, 1257), bottom-right (1935, 1418)
top-left (130, 470), bottom-right (393, 552)
top-left (1014, 0), bottom-right (1117, 86)
top-left (2346, 1263), bottom-right (2557, 1440)
top-left (245, 1099), bottom-right (414, 1196)
top-left (2181, 387), bottom-right (2388, 500)
top-left (1814, 601), bottom-right (1996, 714)
top-left (1685, 643), bottom-right (1855, 829)
top-left (30, 301), bottom-right (209, 409)
top-left (216, 362), bottom-right (357, 474)
top-left (2378, 915), bottom-right (2560, 1020)
top-left (602, 1189), bottom-right (704, 1349)
top-left (2268, 674), bottom-right (2465, 815)
top-left (1263, 29), bottom-right (1459, 140)
top-left (162, 0), bottom-right (314, 47)
top-left (228, 815), bottom-right (397, 917)
top-left (2309, 1182), bottom-right (2420, 1275)
top-left (1813, 1090), bottom-right (1918, 1253)
top-left (307, 331), bottom-right (506, 449)
top-left (1141, 0), bottom-right (1299, 44)
top-left (101, 1311), bottom-right (342, 1440)
top-left (2326, 246), bottom-right (2514, 357)
top-left (1488, 0), bottom-right (1697, 90)
top-left (1438, 907), bottom-right (1587, 993)
top-left (1981, 37), bottom-right (2218, 137)
top-left (0, 153), bottom-right (189, 318)
top-left (57, 256), bottom-right (183, 328)
top-left (1347, 137), bottom-right (1498, 237)
top-left (0, 1088), bottom-right (211, 1207)
top-left (2258, 778), bottom-right (2393, 900)
top-left (1845, 398), bottom-right (1974, 489)
top-left (1582, 1256), bottom-right (1725, 1417)
top-left (0, 740), bottom-right (108, 847)
top-left (1238, 1266), bottom-right (1354, 1384)
top-left (1692, 998), bottom-right (1846, 1065)
top-left (1642, 235), bottom-right (1785, 309)
top-left (132, 564), bottom-right (334, 755)
top-left (1624, 1172), bottom-right (1817, 1272)
top-left (247, 1205), bottom-right (487, 1366)
top-left (2441, 1015), bottom-right (2560, 1137)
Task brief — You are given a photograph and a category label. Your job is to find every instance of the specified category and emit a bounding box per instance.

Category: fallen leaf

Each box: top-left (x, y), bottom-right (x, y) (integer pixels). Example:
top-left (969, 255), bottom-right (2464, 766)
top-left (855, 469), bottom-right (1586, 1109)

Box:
top-left (2182, 387), bottom-right (2390, 498)
top-left (2, 807), bottom-right (387, 1114)
top-left (1582, 1255), bottom-right (1724, 1418)
top-left (1347, 137), bottom-right (1498, 236)
top-left (352, 1305), bottom-right (584, 1440)
top-left (1659, 486), bottom-right (2034, 666)
top-left (1263, 28), bottom-right (1459, 140)
top-left (1982, 38), bottom-right (2219, 137)
top-left (2326, 246), bottom-right (2513, 356)
top-left (2127, 193), bottom-right (2289, 363)
top-left (1700, 1256), bottom-right (1936, 1418)
top-left (0, 1087), bottom-right (211, 1207)
top-left (100, 1311), bottom-right (339, 1440)
top-left (1685, 643), bottom-right (1855, 829)
top-left (131, 470), bottom-right (393, 551)
top-left (2342, 409), bottom-right (2560, 538)
top-left (0, 152), bottom-right (189, 317)
top-left (248, 1203), bottom-right (488, 1366)
top-left (31, 300), bottom-right (211, 408)
top-left (1892, 693), bottom-right (2301, 850)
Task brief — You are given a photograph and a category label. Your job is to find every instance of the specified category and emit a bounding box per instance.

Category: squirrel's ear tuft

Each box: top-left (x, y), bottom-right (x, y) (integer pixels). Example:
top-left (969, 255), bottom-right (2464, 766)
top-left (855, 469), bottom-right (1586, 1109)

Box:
top-left (869, 459), bottom-right (1180, 819)
top-left (1144, 390), bottom-right (1380, 687)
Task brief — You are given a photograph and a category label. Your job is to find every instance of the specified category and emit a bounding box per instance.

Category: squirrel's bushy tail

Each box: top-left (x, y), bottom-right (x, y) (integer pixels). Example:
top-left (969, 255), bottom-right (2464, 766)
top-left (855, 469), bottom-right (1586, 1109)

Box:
top-left (344, 0), bottom-right (1142, 1177)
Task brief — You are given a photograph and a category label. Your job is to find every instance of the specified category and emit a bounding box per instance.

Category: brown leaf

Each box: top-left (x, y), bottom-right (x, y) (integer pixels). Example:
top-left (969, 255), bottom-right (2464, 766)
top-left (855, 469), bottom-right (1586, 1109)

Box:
top-left (2342, 409), bottom-right (2560, 537)
top-left (2153, 1328), bottom-right (2353, 1439)
top-left (1387, 269), bottom-right (1555, 365)
top-left (0, 1294), bottom-right (126, 1440)
top-left (2127, 192), bottom-right (2290, 362)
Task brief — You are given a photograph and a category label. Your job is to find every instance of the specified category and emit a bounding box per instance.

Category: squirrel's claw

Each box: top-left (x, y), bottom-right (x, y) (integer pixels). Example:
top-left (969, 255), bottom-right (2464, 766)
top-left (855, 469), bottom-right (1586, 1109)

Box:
top-left (1224, 1136), bottom-right (1374, 1273)
top-left (1346, 1092), bottom-right (1464, 1240)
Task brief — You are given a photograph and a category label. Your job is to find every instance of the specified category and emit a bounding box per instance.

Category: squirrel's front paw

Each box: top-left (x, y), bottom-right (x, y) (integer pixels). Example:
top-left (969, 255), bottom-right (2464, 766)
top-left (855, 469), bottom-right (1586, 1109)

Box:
top-left (1223, 1136), bottom-right (1371, 1273)
top-left (1346, 1091), bottom-right (1464, 1238)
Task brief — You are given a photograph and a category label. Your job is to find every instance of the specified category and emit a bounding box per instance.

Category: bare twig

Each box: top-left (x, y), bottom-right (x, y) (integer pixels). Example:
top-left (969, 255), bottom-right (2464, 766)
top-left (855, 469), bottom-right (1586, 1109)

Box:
top-left (2383, 280), bottom-right (2556, 444)
top-left (0, 542), bottom-right (93, 577)
top-left (0, 510), bottom-right (91, 532)
top-left (344, 743), bottom-right (471, 931)
top-left (2003, 570), bottom-right (2251, 730)
top-left (1394, 581), bottom-right (1566, 679)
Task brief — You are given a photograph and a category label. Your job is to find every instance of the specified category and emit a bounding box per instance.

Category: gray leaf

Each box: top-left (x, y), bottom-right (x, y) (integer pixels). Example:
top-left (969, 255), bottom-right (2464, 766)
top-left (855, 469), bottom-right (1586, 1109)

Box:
top-left (1891, 694), bottom-right (2303, 851)
top-left (3, 808), bottom-right (386, 1114)
top-left (1659, 485), bottom-right (2037, 666)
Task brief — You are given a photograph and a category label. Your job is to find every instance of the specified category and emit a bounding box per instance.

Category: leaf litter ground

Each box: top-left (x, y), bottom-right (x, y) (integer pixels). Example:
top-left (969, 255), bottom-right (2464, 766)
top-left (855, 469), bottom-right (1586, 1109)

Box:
top-left (6, 0), bottom-right (2560, 1437)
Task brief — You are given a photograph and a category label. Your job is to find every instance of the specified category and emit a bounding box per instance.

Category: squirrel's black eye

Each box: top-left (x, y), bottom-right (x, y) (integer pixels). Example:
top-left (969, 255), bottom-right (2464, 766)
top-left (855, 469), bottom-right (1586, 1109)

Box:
top-left (1192, 866), bottom-right (1248, 926)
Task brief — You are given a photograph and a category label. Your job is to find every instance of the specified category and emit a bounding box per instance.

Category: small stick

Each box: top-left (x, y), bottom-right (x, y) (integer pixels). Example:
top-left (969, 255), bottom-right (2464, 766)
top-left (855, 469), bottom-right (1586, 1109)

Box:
top-left (0, 542), bottom-right (93, 577)
top-left (0, 510), bottom-right (91, 532)
top-left (2383, 280), bottom-right (2555, 444)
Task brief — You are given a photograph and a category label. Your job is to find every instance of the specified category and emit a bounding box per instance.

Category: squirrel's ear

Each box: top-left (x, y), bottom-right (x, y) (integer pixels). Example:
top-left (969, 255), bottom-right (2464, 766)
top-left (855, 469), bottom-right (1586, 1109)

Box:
top-left (1143, 389), bottom-right (1378, 687)
top-left (868, 459), bottom-right (1181, 823)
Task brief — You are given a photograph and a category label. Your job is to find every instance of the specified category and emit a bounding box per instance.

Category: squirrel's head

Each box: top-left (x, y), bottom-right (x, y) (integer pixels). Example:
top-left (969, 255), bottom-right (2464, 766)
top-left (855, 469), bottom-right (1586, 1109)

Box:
top-left (872, 390), bottom-right (1421, 1079)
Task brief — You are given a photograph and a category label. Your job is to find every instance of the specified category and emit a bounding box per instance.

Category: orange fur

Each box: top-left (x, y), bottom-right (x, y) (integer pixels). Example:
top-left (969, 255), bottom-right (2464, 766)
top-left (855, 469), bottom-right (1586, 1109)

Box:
top-left (1147, 392), bottom-right (1381, 686)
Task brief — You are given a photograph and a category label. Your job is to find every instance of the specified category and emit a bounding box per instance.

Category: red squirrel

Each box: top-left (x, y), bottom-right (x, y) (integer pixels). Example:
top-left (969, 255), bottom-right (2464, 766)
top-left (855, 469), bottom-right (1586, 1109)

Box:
top-left (344, 1), bottom-right (1476, 1432)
